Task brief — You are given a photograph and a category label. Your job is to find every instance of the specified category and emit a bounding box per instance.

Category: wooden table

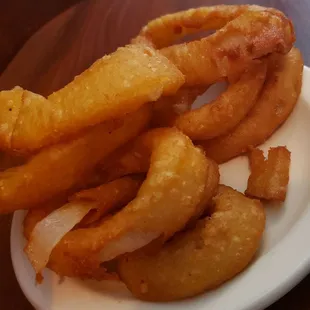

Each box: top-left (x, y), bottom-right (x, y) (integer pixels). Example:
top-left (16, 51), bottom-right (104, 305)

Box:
top-left (0, 0), bottom-right (309, 309)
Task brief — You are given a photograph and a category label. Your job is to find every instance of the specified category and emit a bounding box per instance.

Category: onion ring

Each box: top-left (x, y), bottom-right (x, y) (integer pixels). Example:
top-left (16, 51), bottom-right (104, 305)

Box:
top-left (0, 105), bottom-right (150, 213)
top-left (118, 185), bottom-right (265, 301)
top-left (201, 47), bottom-right (303, 163)
top-left (160, 9), bottom-right (294, 86)
top-left (47, 128), bottom-right (219, 278)
top-left (136, 5), bottom-right (264, 48)
top-left (0, 44), bottom-right (184, 152)
top-left (174, 61), bottom-right (267, 140)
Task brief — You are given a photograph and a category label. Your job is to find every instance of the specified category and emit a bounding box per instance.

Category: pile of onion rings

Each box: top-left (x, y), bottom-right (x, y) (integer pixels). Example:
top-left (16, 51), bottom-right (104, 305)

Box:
top-left (0, 4), bottom-right (302, 303)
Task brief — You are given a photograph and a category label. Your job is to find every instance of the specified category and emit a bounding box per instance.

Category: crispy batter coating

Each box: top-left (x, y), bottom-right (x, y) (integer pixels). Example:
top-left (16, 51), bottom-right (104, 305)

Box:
top-left (245, 147), bottom-right (291, 201)
top-left (201, 47), bottom-right (303, 163)
top-left (118, 185), bottom-right (265, 301)
top-left (0, 106), bottom-right (150, 213)
top-left (174, 62), bottom-right (266, 139)
top-left (0, 44), bottom-right (184, 152)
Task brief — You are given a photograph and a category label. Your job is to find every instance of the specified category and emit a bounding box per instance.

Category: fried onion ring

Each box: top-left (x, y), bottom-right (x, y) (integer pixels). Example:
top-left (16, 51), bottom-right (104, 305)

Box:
top-left (118, 185), bottom-right (265, 301)
top-left (174, 61), bottom-right (267, 140)
top-left (0, 105), bottom-right (150, 213)
top-left (136, 5), bottom-right (264, 48)
top-left (201, 47), bottom-right (303, 163)
top-left (0, 44), bottom-right (184, 152)
top-left (160, 9), bottom-right (294, 86)
top-left (47, 128), bottom-right (219, 278)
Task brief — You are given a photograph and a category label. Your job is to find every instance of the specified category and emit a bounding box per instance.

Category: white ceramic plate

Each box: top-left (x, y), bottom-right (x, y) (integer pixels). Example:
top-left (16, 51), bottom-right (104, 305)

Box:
top-left (11, 66), bottom-right (310, 310)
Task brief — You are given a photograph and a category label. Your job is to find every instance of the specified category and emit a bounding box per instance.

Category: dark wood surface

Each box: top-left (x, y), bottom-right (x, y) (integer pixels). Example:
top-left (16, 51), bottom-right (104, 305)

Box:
top-left (0, 0), bottom-right (310, 309)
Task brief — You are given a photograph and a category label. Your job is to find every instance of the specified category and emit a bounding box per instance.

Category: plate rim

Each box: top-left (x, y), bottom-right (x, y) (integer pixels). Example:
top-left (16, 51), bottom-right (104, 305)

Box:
top-left (10, 66), bottom-right (310, 310)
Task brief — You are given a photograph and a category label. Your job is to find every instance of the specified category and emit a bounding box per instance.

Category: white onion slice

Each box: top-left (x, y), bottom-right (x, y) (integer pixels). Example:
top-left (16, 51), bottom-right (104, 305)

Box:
top-left (25, 201), bottom-right (97, 275)
top-left (99, 231), bottom-right (160, 262)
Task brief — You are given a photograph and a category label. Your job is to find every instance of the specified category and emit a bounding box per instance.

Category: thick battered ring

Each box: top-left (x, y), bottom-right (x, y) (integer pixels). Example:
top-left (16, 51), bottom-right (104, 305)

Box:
top-left (136, 5), bottom-right (268, 48)
top-left (174, 61), bottom-right (267, 140)
top-left (0, 44), bottom-right (184, 152)
top-left (118, 185), bottom-right (266, 301)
